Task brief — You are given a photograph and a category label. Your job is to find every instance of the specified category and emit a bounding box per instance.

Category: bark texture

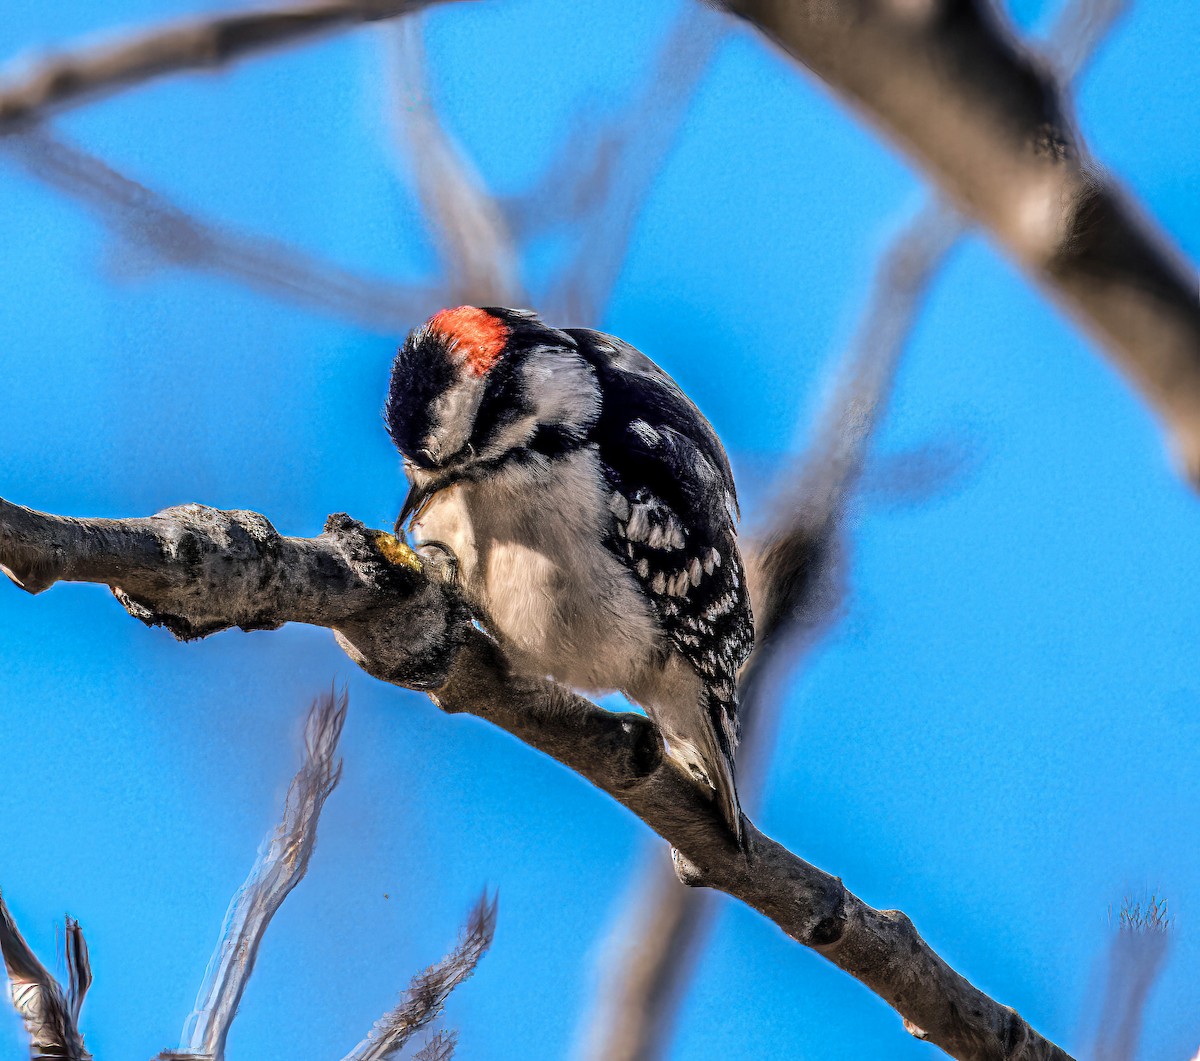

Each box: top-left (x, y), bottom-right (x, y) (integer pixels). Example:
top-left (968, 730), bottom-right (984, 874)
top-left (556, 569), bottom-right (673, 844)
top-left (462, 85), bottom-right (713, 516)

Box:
top-left (1, 495), bottom-right (1074, 1061)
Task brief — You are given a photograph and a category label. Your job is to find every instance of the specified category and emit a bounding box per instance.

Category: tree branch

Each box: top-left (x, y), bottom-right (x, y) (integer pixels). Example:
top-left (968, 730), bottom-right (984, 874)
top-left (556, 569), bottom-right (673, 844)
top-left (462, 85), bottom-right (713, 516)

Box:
top-left (720, 0), bottom-right (1200, 484)
top-left (580, 5), bottom-right (1129, 1049)
top-left (171, 688), bottom-right (348, 1061)
top-left (0, 0), bottom-right (460, 132)
top-left (339, 891), bottom-right (495, 1061)
top-left (0, 895), bottom-right (92, 1061)
top-left (386, 18), bottom-right (524, 309)
top-left (3, 128), bottom-right (438, 332)
top-left (0, 495), bottom-right (1073, 1061)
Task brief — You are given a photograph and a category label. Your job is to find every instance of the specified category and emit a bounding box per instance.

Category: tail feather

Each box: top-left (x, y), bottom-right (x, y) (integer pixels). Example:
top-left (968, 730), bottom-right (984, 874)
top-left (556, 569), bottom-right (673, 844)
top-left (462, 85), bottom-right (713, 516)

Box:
top-left (706, 686), bottom-right (744, 846)
top-left (626, 660), bottom-right (745, 846)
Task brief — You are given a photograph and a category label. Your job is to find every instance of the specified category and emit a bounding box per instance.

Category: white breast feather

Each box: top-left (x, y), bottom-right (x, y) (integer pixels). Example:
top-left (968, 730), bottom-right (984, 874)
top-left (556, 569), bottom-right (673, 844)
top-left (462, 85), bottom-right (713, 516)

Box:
top-left (485, 542), bottom-right (558, 651)
top-left (410, 447), bottom-right (661, 692)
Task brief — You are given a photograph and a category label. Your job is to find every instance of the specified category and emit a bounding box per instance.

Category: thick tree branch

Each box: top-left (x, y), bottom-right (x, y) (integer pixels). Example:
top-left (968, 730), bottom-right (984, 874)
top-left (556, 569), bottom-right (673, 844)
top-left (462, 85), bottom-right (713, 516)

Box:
top-left (720, 0), bottom-right (1200, 483)
top-left (1, 496), bottom-right (1072, 1061)
top-left (0, 0), bottom-right (459, 132)
top-left (2, 1), bottom-right (720, 338)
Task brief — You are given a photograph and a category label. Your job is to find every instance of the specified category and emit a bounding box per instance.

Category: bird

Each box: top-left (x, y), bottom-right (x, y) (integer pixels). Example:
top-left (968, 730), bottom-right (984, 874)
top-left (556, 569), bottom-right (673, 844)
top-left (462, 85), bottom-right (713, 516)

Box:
top-left (384, 306), bottom-right (754, 842)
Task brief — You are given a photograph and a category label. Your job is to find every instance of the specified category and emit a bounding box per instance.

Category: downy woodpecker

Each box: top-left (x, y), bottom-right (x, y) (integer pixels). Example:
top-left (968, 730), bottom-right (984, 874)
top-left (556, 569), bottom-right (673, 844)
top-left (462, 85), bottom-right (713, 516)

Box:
top-left (385, 306), bottom-right (754, 840)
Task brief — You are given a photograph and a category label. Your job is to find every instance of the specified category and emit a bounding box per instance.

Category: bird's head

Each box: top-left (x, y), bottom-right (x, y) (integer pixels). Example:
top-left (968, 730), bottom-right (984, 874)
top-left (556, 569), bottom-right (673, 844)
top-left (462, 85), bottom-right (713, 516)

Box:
top-left (384, 306), bottom-right (600, 479)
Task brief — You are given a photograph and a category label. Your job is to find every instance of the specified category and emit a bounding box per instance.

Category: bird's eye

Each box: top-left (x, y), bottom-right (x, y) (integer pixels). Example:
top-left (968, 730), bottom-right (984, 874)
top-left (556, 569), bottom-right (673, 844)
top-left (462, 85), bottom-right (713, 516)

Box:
top-left (414, 447), bottom-right (437, 468)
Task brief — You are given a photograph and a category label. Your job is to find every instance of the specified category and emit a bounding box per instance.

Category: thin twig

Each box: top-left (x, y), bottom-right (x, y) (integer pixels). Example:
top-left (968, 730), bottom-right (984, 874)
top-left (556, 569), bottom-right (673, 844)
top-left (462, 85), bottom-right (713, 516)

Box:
top-left (64, 918), bottom-right (92, 1027)
top-left (412, 1030), bottom-right (458, 1061)
top-left (3, 129), bottom-right (437, 332)
top-left (734, 202), bottom-right (967, 789)
top-left (0, 0), bottom-right (461, 132)
top-left (339, 891), bottom-right (496, 1061)
top-left (174, 687), bottom-right (349, 1061)
top-left (0, 893), bottom-right (92, 1061)
top-left (387, 17), bottom-right (524, 308)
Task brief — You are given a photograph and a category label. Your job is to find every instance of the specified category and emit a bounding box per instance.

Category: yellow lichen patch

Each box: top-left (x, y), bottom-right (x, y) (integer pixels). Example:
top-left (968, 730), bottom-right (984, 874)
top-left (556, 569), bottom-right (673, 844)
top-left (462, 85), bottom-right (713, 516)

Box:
top-left (372, 530), bottom-right (423, 572)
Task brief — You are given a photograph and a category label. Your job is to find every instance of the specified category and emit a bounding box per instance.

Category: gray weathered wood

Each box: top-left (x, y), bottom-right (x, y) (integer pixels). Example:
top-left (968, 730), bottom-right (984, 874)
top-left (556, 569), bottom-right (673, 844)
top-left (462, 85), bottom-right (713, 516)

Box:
top-left (1, 495), bottom-right (1074, 1061)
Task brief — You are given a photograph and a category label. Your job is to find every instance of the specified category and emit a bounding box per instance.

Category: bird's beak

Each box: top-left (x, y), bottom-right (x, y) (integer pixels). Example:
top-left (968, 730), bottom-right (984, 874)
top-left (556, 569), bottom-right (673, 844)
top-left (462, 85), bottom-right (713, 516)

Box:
top-left (396, 479), bottom-right (435, 534)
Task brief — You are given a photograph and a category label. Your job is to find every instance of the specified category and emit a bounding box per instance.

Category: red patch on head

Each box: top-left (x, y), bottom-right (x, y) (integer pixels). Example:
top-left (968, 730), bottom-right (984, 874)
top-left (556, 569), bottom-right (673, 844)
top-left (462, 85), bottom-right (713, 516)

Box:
top-left (426, 306), bottom-right (509, 377)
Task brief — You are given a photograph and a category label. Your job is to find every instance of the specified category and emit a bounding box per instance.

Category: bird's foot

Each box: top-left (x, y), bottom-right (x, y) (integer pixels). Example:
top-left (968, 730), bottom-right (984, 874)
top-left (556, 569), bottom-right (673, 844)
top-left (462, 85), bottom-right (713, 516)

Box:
top-left (414, 540), bottom-right (459, 585)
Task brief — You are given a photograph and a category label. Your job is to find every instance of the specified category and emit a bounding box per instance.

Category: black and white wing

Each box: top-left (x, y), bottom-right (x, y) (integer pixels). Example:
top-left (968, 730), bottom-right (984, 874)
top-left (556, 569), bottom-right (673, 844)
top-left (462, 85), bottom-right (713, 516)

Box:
top-left (570, 328), bottom-right (755, 742)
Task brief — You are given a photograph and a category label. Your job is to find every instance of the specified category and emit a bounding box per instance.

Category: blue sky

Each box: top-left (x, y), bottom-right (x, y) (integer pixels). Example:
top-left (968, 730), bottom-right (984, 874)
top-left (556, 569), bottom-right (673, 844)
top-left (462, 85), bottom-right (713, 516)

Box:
top-left (1, 0), bottom-right (1197, 1058)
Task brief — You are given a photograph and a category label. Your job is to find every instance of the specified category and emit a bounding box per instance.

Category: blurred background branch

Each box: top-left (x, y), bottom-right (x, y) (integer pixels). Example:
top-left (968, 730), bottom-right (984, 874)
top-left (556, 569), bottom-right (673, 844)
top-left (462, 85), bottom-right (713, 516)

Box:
top-left (580, 0), bottom-right (1129, 1055)
top-left (720, 0), bottom-right (1200, 482)
top-left (173, 686), bottom-right (348, 1061)
top-left (385, 0), bottom-right (727, 325)
top-left (387, 17), bottom-right (524, 308)
top-left (1091, 894), bottom-right (1171, 1061)
top-left (2, 1), bottom-right (718, 337)
top-left (0, 0), bottom-right (1191, 460)
top-left (0, 0), bottom-right (460, 130)
top-left (4, 129), bottom-right (437, 332)
top-left (534, 3), bottom-right (729, 325)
